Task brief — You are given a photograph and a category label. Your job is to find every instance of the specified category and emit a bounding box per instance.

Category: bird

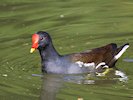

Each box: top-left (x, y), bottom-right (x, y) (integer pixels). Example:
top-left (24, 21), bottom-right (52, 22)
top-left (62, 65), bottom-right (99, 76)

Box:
top-left (30, 31), bottom-right (129, 74)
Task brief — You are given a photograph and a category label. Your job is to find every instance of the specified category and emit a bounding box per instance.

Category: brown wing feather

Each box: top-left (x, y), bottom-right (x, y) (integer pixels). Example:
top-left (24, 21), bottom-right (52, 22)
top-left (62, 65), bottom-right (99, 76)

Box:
top-left (71, 43), bottom-right (117, 65)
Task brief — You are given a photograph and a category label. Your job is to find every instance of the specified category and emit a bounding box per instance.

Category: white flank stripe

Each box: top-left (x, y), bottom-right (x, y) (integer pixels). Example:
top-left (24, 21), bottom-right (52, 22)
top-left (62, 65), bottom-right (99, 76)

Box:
top-left (84, 63), bottom-right (95, 67)
top-left (76, 61), bottom-right (83, 67)
top-left (95, 62), bottom-right (106, 69)
top-left (114, 45), bottom-right (129, 60)
top-left (76, 61), bottom-right (95, 68)
top-left (102, 65), bottom-right (109, 69)
top-left (76, 61), bottom-right (109, 69)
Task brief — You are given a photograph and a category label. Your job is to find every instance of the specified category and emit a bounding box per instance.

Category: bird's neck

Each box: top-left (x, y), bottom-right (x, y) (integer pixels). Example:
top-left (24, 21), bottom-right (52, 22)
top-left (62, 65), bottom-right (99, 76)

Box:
top-left (39, 43), bottom-right (60, 61)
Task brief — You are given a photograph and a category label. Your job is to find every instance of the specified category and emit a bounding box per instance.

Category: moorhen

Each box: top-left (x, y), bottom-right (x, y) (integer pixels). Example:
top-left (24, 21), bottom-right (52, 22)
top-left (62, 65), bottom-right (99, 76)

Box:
top-left (30, 31), bottom-right (129, 74)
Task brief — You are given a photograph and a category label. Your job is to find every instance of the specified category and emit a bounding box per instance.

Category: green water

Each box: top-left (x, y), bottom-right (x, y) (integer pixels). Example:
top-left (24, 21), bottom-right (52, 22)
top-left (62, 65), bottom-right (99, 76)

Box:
top-left (0, 0), bottom-right (133, 100)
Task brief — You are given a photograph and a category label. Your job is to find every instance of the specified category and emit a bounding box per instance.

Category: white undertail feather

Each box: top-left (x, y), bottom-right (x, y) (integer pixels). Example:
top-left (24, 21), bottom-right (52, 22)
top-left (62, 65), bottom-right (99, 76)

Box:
top-left (114, 45), bottom-right (129, 60)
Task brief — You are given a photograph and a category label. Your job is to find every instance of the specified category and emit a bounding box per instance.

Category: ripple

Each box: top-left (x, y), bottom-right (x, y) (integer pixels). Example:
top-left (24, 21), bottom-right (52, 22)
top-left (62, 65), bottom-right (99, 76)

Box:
top-left (123, 58), bottom-right (133, 62)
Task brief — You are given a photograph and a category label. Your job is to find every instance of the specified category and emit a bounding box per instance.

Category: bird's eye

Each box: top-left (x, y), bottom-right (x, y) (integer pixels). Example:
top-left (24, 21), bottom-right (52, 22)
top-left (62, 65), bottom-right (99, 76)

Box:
top-left (40, 37), bottom-right (44, 41)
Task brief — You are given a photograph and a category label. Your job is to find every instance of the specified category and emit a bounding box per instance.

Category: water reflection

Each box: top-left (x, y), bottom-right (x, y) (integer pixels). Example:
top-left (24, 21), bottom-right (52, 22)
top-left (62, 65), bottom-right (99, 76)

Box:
top-left (123, 58), bottom-right (133, 62)
top-left (40, 74), bottom-right (96, 100)
top-left (40, 70), bottom-right (127, 100)
top-left (40, 74), bottom-right (64, 100)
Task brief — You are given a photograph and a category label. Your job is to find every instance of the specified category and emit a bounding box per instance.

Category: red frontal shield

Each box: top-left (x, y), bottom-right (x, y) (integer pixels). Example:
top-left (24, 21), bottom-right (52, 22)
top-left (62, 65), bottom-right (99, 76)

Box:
top-left (30, 34), bottom-right (39, 53)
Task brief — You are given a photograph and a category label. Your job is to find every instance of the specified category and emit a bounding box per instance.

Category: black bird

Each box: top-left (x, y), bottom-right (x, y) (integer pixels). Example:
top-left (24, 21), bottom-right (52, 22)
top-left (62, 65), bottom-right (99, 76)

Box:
top-left (30, 31), bottom-right (129, 74)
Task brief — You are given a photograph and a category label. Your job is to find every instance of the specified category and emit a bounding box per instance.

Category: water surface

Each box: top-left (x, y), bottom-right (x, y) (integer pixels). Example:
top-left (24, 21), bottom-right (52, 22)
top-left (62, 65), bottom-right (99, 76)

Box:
top-left (0, 0), bottom-right (133, 100)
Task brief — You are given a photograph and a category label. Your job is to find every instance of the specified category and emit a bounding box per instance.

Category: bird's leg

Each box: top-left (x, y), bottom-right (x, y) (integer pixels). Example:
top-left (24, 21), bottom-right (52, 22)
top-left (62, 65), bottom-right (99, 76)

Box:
top-left (95, 62), bottom-right (114, 76)
top-left (96, 68), bottom-right (113, 76)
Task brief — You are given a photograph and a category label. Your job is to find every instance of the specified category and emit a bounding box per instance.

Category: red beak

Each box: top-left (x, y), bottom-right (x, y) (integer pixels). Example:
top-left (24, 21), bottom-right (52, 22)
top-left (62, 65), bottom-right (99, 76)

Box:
top-left (30, 34), bottom-right (39, 53)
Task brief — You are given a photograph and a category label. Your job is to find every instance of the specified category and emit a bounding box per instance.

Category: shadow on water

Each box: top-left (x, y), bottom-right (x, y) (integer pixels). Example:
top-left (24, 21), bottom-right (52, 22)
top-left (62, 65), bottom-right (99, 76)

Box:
top-left (39, 70), bottom-right (127, 100)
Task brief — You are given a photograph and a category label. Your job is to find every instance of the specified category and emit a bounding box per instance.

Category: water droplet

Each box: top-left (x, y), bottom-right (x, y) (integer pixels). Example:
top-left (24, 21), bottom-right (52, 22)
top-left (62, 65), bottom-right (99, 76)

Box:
top-left (59, 47), bottom-right (63, 50)
top-left (85, 42), bottom-right (91, 45)
top-left (10, 67), bottom-right (14, 70)
top-left (32, 84), bottom-right (36, 86)
top-left (70, 45), bottom-right (75, 48)
top-left (2, 74), bottom-right (8, 77)
top-left (23, 43), bottom-right (29, 46)
top-left (76, 33), bottom-right (79, 35)
top-left (77, 97), bottom-right (84, 100)
top-left (60, 15), bottom-right (64, 18)
top-left (6, 62), bottom-right (9, 64)
top-left (18, 76), bottom-right (22, 78)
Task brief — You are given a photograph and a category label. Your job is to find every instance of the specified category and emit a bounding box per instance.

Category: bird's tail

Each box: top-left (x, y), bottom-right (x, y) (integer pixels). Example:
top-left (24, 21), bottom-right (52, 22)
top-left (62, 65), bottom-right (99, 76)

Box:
top-left (114, 43), bottom-right (129, 60)
top-left (108, 43), bottom-right (129, 67)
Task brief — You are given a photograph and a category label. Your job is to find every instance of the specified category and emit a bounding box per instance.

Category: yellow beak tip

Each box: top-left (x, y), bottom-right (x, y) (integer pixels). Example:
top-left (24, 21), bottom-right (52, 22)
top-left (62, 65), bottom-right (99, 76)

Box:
top-left (30, 48), bottom-right (35, 53)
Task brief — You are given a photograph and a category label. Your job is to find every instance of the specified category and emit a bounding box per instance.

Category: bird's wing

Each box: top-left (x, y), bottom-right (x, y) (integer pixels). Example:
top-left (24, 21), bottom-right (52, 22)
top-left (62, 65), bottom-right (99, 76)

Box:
top-left (70, 43), bottom-right (117, 65)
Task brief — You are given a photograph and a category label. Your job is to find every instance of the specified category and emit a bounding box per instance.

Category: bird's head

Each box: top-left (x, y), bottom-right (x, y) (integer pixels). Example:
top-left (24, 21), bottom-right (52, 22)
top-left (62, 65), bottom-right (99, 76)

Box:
top-left (30, 31), bottom-right (51, 53)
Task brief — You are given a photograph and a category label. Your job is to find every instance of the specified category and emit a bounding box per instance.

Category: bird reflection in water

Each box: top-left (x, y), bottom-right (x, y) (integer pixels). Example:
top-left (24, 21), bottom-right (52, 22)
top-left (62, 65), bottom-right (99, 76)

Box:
top-left (40, 73), bottom-right (96, 100)
top-left (40, 74), bottom-right (64, 100)
top-left (39, 69), bottom-right (128, 100)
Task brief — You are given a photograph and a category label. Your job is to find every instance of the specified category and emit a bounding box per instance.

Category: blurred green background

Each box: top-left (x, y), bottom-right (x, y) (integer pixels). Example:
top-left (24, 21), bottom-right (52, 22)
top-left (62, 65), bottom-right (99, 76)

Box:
top-left (0, 0), bottom-right (133, 100)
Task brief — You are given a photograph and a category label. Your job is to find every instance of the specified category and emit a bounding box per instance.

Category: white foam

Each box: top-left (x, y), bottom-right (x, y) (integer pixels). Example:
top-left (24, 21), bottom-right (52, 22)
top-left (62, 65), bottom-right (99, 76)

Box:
top-left (115, 70), bottom-right (127, 78)
top-left (115, 70), bottom-right (128, 82)
top-left (114, 45), bottom-right (129, 60)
